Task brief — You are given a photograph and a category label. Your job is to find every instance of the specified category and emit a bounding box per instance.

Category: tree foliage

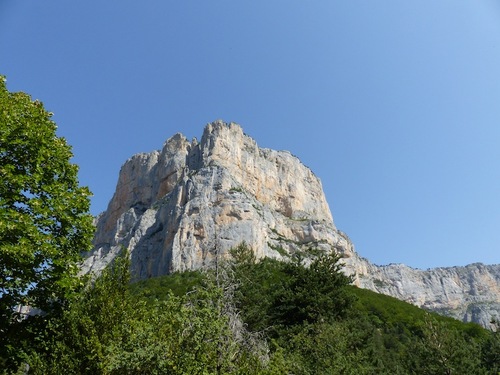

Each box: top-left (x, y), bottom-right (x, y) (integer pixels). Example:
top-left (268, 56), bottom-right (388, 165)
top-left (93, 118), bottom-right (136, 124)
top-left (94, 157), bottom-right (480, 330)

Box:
top-left (228, 244), bottom-right (498, 374)
top-left (269, 249), bottom-right (354, 328)
top-left (230, 244), bottom-right (354, 335)
top-left (0, 77), bottom-right (94, 369)
top-left (17, 252), bottom-right (277, 374)
top-left (481, 320), bottom-right (500, 373)
top-left (408, 315), bottom-right (483, 374)
top-left (7, 242), bottom-right (498, 374)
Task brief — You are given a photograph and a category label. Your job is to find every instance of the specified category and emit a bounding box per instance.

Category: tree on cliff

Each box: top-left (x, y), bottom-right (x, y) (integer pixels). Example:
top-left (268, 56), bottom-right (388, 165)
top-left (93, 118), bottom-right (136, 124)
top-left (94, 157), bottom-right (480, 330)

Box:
top-left (0, 76), bottom-right (94, 367)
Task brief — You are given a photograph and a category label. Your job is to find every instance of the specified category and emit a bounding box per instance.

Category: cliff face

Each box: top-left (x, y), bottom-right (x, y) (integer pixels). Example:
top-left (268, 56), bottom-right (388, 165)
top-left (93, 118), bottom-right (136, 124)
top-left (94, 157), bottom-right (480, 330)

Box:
top-left (85, 121), bottom-right (354, 278)
top-left (352, 260), bottom-right (500, 328)
top-left (83, 121), bottom-right (500, 328)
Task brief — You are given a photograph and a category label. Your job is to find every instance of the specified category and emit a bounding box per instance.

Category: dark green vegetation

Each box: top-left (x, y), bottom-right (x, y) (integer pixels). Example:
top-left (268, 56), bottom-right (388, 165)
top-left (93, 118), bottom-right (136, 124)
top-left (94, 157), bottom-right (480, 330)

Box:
top-left (227, 244), bottom-right (500, 374)
top-left (1, 80), bottom-right (499, 373)
top-left (0, 77), bottom-right (94, 371)
top-left (5, 244), bottom-right (499, 374)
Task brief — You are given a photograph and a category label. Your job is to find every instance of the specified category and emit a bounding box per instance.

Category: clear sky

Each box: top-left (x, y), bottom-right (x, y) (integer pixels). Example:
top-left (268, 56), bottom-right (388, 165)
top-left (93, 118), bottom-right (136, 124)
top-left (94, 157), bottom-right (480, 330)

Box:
top-left (1, 1), bottom-right (499, 269)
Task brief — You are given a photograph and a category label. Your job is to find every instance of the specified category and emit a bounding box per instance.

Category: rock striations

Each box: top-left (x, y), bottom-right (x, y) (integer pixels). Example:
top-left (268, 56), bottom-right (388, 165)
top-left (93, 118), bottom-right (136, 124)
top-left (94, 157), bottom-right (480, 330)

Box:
top-left (83, 121), bottom-right (500, 329)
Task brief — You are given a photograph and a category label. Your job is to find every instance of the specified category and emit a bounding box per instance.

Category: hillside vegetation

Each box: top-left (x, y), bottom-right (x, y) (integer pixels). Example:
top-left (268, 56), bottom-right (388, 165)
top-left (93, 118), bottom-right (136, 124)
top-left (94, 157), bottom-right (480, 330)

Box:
top-left (6, 244), bottom-right (499, 374)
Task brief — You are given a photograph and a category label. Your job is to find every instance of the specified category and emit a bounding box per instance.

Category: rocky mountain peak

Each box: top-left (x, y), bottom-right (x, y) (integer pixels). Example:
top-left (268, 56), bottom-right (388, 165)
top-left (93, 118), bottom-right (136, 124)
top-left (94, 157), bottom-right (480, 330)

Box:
top-left (86, 121), bottom-right (350, 279)
top-left (84, 121), bottom-right (500, 329)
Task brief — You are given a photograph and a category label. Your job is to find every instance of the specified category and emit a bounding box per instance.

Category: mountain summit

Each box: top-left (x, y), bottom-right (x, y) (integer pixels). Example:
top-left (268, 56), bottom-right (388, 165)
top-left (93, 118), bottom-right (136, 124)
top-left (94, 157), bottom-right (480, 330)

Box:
top-left (83, 121), bottom-right (500, 328)
top-left (85, 121), bottom-right (354, 276)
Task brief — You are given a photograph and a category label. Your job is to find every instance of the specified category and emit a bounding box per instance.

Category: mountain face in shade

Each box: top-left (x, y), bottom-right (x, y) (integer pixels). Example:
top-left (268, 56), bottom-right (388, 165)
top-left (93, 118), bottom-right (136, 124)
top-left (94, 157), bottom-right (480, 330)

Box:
top-left (83, 121), bottom-right (500, 329)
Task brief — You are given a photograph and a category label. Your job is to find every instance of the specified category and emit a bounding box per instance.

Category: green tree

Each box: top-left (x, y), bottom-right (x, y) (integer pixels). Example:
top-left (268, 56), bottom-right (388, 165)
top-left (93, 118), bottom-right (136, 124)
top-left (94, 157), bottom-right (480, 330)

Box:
top-left (268, 249), bottom-right (354, 330)
top-left (0, 76), bottom-right (94, 369)
top-left (230, 244), bottom-right (354, 335)
top-left (23, 252), bottom-right (275, 374)
top-left (408, 314), bottom-right (484, 375)
top-left (23, 253), bottom-right (136, 374)
top-left (285, 321), bottom-right (372, 375)
top-left (229, 243), bottom-right (281, 333)
top-left (481, 320), bottom-right (500, 373)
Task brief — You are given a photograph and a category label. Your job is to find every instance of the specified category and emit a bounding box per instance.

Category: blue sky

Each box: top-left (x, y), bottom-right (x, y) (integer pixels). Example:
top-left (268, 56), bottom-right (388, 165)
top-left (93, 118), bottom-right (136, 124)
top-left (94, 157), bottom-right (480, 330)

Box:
top-left (1, 1), bottom-right (499, 269)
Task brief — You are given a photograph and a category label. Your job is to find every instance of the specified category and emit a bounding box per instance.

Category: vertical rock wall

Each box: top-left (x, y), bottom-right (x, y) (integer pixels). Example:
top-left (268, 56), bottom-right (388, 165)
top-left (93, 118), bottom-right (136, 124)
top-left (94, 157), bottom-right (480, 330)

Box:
top-left (83, 120), bottom-right (500, 328)
top-left (85, 121), bottom-right (353, 279)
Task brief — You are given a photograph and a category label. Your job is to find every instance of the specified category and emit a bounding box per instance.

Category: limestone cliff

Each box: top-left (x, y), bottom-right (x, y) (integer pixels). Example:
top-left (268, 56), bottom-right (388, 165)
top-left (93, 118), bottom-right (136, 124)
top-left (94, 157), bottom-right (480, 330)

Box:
top-left (85, 121), bottom-right (354, 278)
top-left (83, 121), bottom-right (500, 328)
top-left (353, 260), bottom-right (500, 328)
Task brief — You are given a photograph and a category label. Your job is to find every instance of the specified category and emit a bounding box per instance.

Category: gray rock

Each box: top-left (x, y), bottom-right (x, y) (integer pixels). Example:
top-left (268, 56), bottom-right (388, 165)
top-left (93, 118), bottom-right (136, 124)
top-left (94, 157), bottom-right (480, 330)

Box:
top-left (83, 121), bottom-right (351, 275)
top-left (352, 260), bottom-right (500, 329)
top-left (82, 120), bottom-right (500, 329)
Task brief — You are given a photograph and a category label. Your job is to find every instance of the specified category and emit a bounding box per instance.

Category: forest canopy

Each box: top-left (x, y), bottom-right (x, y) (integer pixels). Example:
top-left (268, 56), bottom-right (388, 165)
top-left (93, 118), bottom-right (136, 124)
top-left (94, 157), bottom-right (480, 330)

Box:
top-left (4, 244), bottom-right (499, 374)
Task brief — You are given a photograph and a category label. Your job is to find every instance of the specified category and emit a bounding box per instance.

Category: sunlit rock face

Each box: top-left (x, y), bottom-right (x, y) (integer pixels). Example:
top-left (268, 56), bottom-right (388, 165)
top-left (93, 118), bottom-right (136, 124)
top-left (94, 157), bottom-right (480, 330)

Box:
top-left (85, 121), bottom-right (353, 277)
top-left (83, 120), bottom-right (500, 329)
top-left (350, 259), bottom-right (500, 329)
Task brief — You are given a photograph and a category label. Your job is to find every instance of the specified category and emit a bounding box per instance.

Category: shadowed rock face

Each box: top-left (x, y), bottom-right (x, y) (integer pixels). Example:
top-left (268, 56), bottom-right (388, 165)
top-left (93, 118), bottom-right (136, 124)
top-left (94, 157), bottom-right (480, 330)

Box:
top-left (83, 121), bottom-right (500, 329)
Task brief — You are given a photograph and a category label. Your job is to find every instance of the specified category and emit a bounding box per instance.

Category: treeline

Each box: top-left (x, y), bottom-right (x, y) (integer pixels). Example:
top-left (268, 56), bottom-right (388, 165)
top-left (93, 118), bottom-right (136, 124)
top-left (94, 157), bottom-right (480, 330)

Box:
top-left (3, 244), bottom-right (499, 374)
